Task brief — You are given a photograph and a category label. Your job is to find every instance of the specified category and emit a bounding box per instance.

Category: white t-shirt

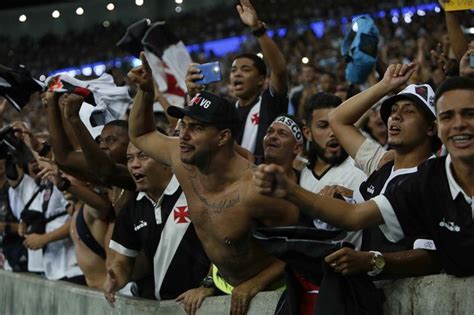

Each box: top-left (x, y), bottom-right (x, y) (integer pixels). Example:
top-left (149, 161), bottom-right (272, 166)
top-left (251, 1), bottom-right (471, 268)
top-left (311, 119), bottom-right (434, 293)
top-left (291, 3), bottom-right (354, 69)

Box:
top-left (10, 174), bottom-right (82, 280)
top-left (299, 157), bottom-right (367, 249)
top-left (9, 175), bottom-right (44, 272)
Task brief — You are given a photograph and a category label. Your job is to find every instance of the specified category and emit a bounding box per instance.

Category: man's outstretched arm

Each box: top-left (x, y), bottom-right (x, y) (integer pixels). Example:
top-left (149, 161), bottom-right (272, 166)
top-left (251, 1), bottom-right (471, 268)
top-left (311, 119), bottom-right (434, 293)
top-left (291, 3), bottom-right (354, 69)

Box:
top-left (254, 163), bottom-right (383, 231)
top-left (128, 52), bottom-right (178, 167)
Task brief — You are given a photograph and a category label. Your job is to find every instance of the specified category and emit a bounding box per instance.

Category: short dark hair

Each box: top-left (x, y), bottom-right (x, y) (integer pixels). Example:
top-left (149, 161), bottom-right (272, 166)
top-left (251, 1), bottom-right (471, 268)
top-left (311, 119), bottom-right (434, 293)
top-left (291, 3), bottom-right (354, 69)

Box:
top-left (233, 53), bottom-right (267, 76)
top-left (104, 120), bottom-right (129, 136)
top-left (435, 76), bottom-right (474, 111)
top-left (303, 92), bottom-right (342, 124)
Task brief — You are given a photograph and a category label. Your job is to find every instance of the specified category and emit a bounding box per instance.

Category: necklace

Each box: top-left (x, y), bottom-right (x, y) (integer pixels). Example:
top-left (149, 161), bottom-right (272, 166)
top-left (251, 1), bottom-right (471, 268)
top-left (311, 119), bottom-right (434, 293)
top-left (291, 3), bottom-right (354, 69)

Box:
top-left (112, 187), bottom-right (125, 208)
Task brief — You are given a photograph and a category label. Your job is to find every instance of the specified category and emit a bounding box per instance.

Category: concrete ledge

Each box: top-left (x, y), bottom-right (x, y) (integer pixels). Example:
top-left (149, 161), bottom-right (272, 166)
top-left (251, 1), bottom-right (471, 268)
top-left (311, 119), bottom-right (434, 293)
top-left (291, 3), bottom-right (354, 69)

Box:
top-left (1, 270), bottom-right (473, 314)
top-left (382, 274), bottom-right (474, 315)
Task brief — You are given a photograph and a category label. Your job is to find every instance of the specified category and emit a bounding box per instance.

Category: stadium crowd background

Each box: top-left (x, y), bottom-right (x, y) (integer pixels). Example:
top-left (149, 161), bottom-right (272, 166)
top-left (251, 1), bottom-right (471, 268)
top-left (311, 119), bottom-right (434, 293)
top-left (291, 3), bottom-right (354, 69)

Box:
top-left (0, 0), bottom-right (473, 314)
top-left (1, 0), bottom-right (472, 134)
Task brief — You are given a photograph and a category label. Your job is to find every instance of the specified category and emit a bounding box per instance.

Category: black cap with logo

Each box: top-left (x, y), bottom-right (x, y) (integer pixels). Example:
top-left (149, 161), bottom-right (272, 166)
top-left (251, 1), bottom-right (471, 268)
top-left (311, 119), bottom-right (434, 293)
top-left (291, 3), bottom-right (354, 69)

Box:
top-left (167, 91), bottom-right (238, 135)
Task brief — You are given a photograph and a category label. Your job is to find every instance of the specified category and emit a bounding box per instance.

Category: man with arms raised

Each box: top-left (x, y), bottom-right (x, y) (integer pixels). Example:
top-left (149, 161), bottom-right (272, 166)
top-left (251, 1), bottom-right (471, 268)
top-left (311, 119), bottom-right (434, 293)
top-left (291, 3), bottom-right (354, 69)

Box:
top-left (186, 0), bottom-right (288, 164)
top-left (128, 53), bottom-right (298, 315)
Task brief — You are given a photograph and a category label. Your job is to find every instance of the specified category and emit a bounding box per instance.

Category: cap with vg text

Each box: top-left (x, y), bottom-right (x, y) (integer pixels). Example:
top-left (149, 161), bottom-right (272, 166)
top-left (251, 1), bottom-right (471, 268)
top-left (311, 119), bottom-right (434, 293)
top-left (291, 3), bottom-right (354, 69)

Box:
top-left (167, 91), bottom-right (238, 132)
top-left (380, 84), bottom-right (436, 125)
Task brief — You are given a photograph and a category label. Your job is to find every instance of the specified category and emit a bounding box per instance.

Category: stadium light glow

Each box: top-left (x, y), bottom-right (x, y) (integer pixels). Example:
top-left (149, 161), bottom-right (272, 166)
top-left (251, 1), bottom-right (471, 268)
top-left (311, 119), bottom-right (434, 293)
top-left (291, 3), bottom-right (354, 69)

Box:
top-left (302, 57), bottom-right (309, 64)
top-left (82, 67), bottom-right (93, 76)
top-left (76, 7), bottom-right (84, 15)
top-left (257, 53), bottom-right (263, 58)
top-left (52, 10), bottom-right (60, 19)
top-left (107, 3), bottom-right (115, 11)
top-left (19, 14), bottom-right (27, 22)
top-left (135, 0), bottom-right (144, 6)
top-left (175, 0), bottom-right (183, 4)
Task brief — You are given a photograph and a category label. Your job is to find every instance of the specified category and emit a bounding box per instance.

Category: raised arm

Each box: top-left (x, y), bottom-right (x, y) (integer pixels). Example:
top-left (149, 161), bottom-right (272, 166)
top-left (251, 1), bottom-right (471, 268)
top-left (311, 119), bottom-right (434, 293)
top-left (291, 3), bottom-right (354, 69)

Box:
top-left (45, 92), bottom-right (99, 182)
top-left (128, 52), bottom-right (179, 167)
top-left (61, 94), bottom-right (135, 190)
top-left (254, 163), bottom-right (383, 231)
top-left (460, 43), bottom-right (474, 79)
top-left (441, 2), bottom-right (469, 62)
top-left (328, 63), bottom-right (417, 158)
top-left (237, 0), bottom-right (288, 94)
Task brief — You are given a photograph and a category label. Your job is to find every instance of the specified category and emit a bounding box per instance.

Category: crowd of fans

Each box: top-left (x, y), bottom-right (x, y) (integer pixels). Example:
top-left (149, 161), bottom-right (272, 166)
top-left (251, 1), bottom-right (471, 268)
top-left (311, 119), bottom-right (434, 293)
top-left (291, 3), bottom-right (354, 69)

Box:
top-left (0, 0), bottom-right (473, 314)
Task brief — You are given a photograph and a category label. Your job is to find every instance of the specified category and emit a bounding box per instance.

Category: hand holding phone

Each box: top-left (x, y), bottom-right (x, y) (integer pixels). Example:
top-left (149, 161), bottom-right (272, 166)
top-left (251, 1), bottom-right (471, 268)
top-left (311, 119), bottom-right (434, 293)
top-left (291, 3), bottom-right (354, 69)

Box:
top-left (195, 62), bottom-right (222, 85)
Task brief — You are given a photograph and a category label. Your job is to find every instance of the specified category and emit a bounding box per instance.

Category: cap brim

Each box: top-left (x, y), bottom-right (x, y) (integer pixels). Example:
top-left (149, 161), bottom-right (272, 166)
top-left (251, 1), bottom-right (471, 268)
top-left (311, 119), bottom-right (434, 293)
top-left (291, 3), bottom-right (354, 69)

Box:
top-left (380, 93), bottom-right (434, 126)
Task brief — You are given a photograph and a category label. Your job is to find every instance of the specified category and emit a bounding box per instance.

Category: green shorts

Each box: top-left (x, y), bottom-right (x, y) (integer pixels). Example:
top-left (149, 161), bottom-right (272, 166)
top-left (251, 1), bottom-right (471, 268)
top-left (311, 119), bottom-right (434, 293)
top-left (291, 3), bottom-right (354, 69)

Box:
top-left (211, 264), bottom-right (286, 294)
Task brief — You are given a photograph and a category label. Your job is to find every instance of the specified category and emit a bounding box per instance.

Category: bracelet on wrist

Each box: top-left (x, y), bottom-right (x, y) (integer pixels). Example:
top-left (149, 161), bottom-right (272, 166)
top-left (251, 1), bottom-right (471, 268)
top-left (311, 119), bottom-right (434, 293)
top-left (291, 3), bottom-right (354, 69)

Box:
top-left (251, 22), bottom-right (267, 37)
top-left (57, 177), bottom-right (71, 192)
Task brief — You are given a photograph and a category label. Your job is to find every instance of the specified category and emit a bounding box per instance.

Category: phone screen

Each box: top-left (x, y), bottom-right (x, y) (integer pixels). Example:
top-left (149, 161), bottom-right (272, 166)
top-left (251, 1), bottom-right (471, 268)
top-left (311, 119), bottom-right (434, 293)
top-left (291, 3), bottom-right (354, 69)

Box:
top-left (195, 62), bottom-right (222, 85)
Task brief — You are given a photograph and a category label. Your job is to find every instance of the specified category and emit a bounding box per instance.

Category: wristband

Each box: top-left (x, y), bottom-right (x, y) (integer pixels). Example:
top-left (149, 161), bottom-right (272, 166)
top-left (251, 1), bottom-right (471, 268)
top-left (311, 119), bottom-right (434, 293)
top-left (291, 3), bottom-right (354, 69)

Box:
top-left (251, 22), bottom-right (267, 37)
top-left (57, 177), bottom-right (71, 192)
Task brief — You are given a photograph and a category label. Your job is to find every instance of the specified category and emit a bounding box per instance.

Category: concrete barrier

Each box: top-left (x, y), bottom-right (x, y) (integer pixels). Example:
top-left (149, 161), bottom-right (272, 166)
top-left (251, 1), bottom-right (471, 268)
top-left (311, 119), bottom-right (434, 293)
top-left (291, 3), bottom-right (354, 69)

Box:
top-left (1, 270), bottom-right (473, 314)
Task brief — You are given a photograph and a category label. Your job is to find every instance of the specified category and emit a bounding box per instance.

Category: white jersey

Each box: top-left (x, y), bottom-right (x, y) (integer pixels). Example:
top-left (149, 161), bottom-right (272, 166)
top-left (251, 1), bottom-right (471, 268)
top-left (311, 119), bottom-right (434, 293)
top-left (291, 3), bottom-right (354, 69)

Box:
top-left (299, 157), bottom-right (367, 249)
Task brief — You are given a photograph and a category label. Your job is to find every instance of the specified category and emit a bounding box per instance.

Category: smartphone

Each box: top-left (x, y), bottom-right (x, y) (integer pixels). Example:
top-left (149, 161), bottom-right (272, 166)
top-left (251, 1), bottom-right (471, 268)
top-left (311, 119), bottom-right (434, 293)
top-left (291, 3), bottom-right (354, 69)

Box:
top-left (470, 54), bottom-right (474, 69)
top-left (38, 142), bottom-right (51, 157)
top-left (195, 62), bottom-right (222, 85)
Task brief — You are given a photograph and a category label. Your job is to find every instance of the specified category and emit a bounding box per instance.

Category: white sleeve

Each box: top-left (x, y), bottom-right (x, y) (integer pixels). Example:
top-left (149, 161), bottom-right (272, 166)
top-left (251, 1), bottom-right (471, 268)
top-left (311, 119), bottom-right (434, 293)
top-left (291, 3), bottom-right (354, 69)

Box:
top-left (354, 138), bottom-right (387, 176)
top-left (371, 195), bottom-right (405, 243)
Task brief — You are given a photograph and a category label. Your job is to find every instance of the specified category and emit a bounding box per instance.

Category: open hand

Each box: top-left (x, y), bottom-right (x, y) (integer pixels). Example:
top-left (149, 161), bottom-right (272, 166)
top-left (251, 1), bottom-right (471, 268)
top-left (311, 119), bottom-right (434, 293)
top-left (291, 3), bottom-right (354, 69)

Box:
top-left (176, 287), bottom-right (215, 315)
top-left (230, 281), bottom-right (260, 315)
top-left (103, 269), bottom-right (120, 308)
top-left (236, 0), bottom-right (260, 28)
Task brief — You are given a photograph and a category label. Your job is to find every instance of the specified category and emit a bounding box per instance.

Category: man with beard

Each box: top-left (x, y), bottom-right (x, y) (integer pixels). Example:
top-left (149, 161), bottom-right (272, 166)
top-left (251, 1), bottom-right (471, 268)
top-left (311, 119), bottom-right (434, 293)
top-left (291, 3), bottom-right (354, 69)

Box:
top-left (300, 93), bottom-right (367, 243)
top-left (186, 0), bottom-right (288, 164)
top-left (128, 53), bottom-right (298, 315)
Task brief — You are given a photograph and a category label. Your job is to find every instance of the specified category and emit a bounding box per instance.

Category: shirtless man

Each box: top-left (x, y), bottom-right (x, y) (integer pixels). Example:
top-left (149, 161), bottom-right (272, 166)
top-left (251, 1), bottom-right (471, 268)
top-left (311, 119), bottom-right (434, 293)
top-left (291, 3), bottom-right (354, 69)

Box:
top-left (39, 160), bottom-right (111, 288)
top-left (128, 54), bottom-right (298, 315)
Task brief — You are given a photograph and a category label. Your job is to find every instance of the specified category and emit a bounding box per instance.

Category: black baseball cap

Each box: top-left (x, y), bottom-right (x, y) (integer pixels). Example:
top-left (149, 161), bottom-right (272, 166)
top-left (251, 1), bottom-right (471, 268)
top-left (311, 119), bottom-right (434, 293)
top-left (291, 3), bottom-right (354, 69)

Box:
top-left (116, 18), bottom-right (152, 57)
top-left (0, 64), bottom-right (44, 111)
top-left (167, 91), bottom-right (238, 134)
